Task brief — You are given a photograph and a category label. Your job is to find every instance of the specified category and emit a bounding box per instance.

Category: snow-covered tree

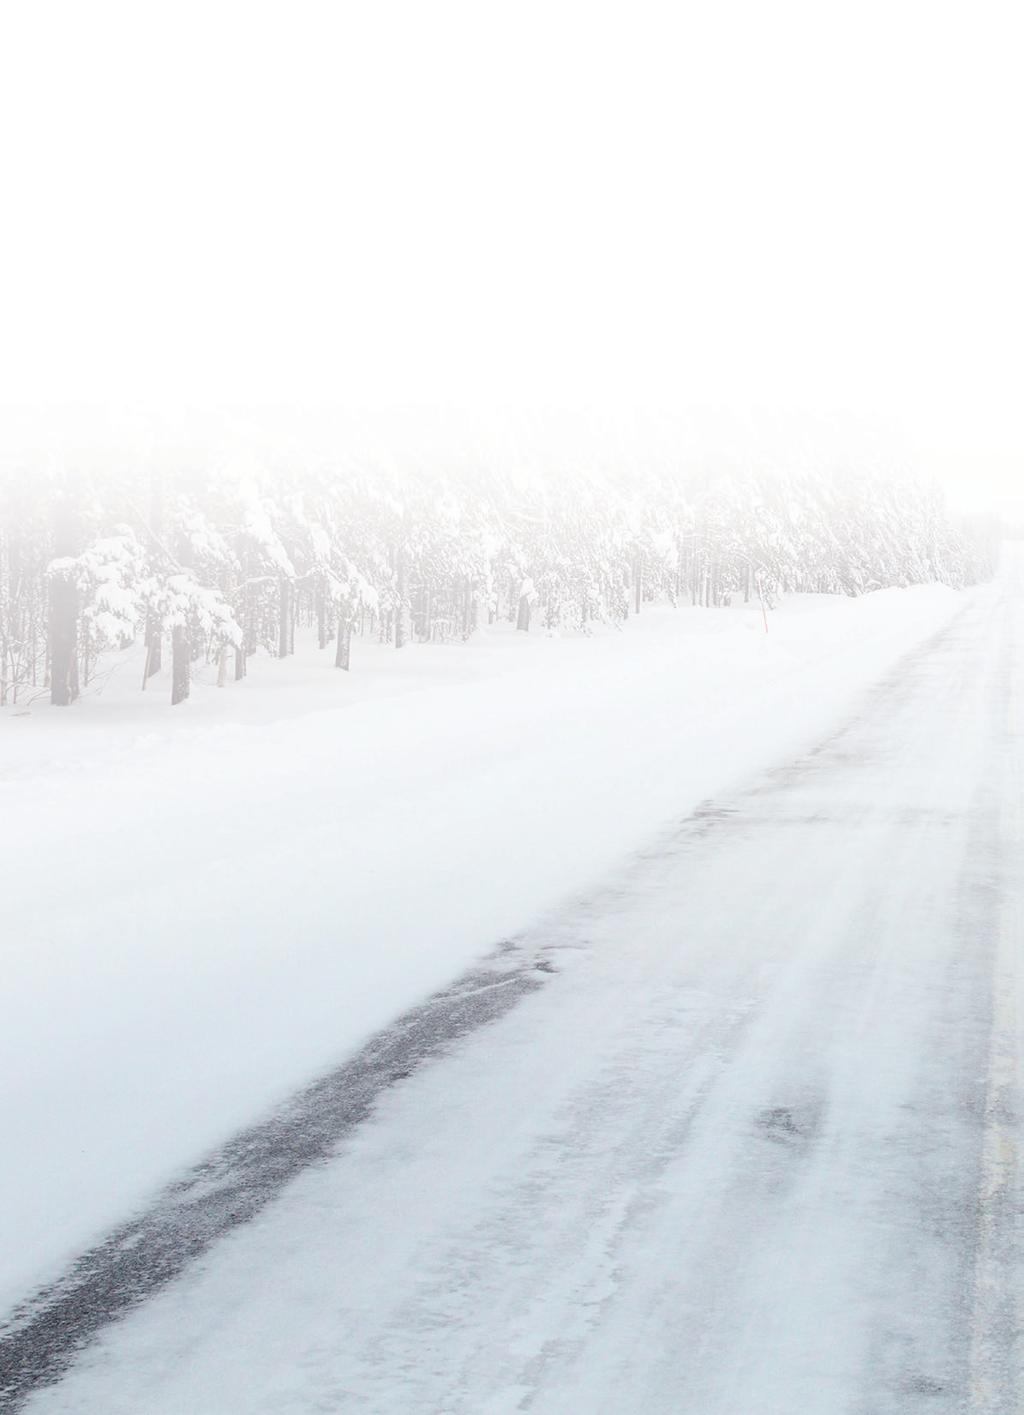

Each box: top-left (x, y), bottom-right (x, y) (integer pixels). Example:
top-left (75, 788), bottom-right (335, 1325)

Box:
top-left (0, 458), bottom-right (999, 713)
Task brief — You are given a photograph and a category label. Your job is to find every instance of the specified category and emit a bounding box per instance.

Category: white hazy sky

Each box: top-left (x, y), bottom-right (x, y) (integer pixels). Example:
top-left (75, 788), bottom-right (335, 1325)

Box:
top-left (1, 0), bottom-right (1021, 512)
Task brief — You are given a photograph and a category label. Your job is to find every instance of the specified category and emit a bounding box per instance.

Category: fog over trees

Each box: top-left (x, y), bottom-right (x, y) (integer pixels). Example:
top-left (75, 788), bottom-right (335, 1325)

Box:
top-left (0, 464), bottom-right (997, 709)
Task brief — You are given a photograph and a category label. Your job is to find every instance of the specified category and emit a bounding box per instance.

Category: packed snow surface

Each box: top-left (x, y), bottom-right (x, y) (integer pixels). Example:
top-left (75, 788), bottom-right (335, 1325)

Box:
top-left (0, 585), bottom-right (970, 1325)
top-left (11, 564), bottom-right (1022, 1414)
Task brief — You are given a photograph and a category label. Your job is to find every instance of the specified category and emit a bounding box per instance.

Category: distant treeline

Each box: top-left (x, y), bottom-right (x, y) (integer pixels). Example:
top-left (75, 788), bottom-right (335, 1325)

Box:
top-left (0, 464), bottom-right (999, 707)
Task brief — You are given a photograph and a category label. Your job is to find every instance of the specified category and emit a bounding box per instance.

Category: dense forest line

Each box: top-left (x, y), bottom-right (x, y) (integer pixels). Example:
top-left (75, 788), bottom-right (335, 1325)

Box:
top-left (0, 465), bottom-right (998, 707)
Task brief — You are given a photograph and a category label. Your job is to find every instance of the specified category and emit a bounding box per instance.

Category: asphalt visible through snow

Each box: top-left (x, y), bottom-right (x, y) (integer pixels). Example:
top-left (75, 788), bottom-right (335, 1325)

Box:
top-left (0, 960), bottom-right (548, 1409)
top-left (4, 564), bottom-right (1022, 1414)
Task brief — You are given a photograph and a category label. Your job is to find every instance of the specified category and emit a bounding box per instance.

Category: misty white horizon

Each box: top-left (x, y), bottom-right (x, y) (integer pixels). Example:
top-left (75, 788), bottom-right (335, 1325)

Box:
top-left (1, 0), bottom-right (1021, 515)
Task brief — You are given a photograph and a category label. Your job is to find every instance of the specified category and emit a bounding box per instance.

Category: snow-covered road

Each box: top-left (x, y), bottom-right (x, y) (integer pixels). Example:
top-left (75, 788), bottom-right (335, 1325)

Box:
top-left (11, 567), bottom-right (1024, 1414)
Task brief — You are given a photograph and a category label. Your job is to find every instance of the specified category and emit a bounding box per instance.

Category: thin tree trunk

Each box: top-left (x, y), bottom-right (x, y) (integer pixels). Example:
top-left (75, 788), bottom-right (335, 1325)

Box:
top-left (144, 473), bottom-right (164, 681)
top-left (144, 613), bottom-right (162, 679)
top-left (48, 584), bottom-right (73, 703)
top-left (49, 503), bottom-right (80, 707)
top-left (395, 545), bottom-right (407, 649)
top-left (316, 583), bottom-right (327, 649)
top-left (171, 624), bottom-right (190, 705)
top-left (279, 577), bottom-right (291, 658)
top-left (335, 617), bottom-right (351, 670)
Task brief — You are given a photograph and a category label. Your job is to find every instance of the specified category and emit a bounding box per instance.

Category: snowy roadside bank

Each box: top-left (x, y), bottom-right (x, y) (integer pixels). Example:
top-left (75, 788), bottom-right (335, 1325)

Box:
top-left (0, 583), bottom-right (971, 1315)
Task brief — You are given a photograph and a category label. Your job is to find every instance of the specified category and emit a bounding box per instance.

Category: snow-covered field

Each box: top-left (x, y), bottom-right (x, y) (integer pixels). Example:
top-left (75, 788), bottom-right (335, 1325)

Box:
top-left (0, 585), bottom-right (968, 1318)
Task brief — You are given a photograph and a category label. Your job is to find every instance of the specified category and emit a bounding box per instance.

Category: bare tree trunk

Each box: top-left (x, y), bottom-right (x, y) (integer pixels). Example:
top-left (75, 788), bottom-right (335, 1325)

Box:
top-left (49, 503), bottom-right (80, 706)
top-left (279, 577), bottom-right (291, 658)
top-left (243, 557), bottom-right (256, 660)
top-left (144, 474), bottom-right (164, 680)
top-left (49, 585), bottom-right (76, 703)
top-left (144, 613), bottom-right (162, 680)
top-left (335, 617), bottom-right (351, 670)
top-left (171, 624), bottom-right (190, 705)
top-left (394, 545), bottom-right (408, 649)
top-left (316, 582), bottom-right (327, 649)
top-left (26, 567), bottom-right (39, 693)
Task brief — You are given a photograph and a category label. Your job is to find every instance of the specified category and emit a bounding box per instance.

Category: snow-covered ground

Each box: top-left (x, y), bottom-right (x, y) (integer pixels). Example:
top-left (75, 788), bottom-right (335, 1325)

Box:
top-left (0, 585), bottom-right (968, 1322)
top-left (9, 565), bottom-right (1022, 1415)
